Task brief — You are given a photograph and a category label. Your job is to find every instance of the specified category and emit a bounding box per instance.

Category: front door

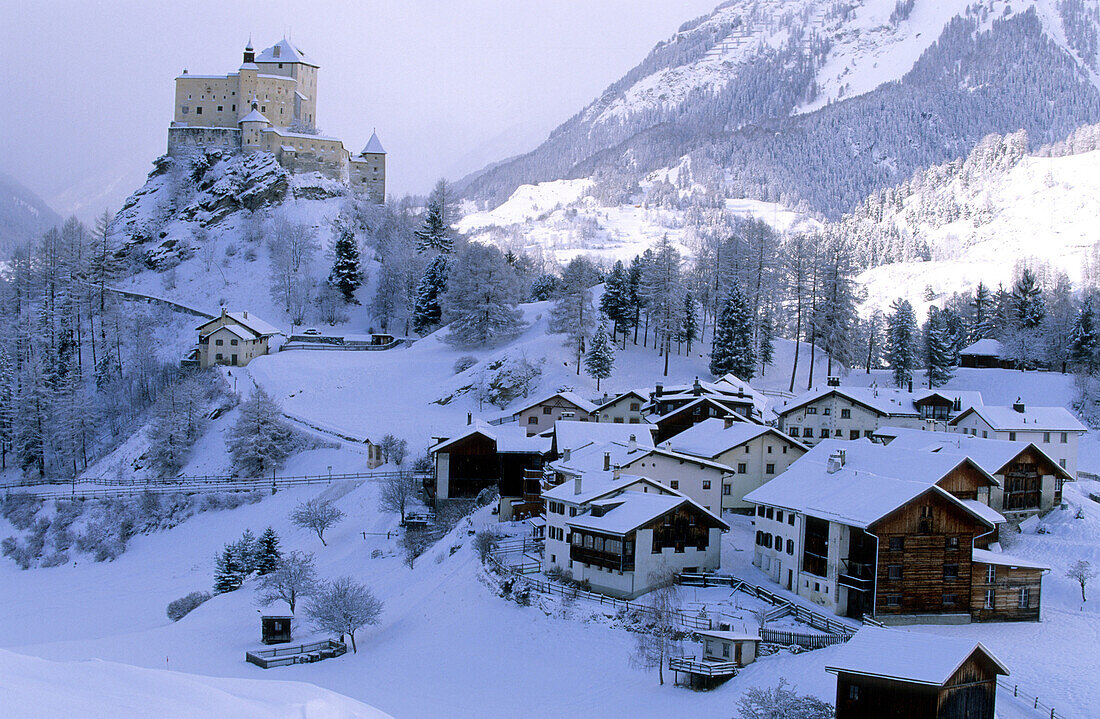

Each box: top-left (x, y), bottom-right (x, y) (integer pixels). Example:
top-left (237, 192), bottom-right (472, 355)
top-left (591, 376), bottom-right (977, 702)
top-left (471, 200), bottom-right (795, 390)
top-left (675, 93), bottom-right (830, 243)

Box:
top-left (787, 569), bottom-right (793, 591)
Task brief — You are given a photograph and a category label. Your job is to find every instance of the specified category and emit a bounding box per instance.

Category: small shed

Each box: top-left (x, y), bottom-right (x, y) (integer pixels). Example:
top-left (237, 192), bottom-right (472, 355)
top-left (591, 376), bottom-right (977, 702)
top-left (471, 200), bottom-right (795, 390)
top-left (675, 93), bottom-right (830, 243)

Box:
top-left (698, 625), bottom-right (759, 667)
top-left (960, 339), bottom-right (1007, 369)
top-left (261, 615), bottom-right (293, 645)
top-left (826, 627), bottom-right (1009, 719)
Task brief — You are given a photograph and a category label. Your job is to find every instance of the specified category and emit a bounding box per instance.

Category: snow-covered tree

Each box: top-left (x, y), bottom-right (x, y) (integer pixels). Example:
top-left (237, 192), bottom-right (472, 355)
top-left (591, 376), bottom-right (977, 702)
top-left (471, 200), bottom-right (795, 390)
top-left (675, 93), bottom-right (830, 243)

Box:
top-left (412, 255), bottom-right (447, 335)
top-left (758, 309), bottom-right (775, 376)
top-left (813, 234), bottom-right (860, 376)
top-left (599, 260), bottom-right (633, 339)
top-left (549, 257), bottom-right (598, 373)
top-left (305, 576), bottom-right (384, 653)
top-left (225, 388), bottom-right (294, 477)
top-left (378, 434), bottom-right (409, 466)
top-left (640, 237), bottom-right (685, 376)
top-left (584, 321), bottom-right (616, 391)
top-left (886, 298), bottom-right (918, 388)
top-left (379, 470), bottom-right (419, 524)
top-left (267, 214), bottom-right (319, 322)
top-left (414, 186), bottom-right (452, 255)
top-left (1067, 559), bottom-right (1095, 602)
top-left (256, 527), bottom-right (281, 575)
top-left (1071, 299), bottom-right (1100, 373)
top-left (229, 528), bottom-right (260, 576)
top-left (528, 273), bottom-right (559, 302)
top-left (629, 569), bottom-right (681, 685)
top-left (290, 498), bottom-right (345, 547)
top-left (256, 550), bottom-right (318, 613)
top-left (1011, 268), bottom-right (1045, 330)
top-left (925, 306), bottom-right (956, 388)
top-left (328, 223), bottom-right (364, 303)
top-left (971, 282), bottom-right (996, 341)
top-left (441, 243), bottom-right (526, 348)
top-left (736, 679), bottom-right (835, 719)
top-left (710, 288), bottom-right (755, 381)
top-left (213, 544), bottom-right (244, 594)
top-left (679, 291), bottom-right (699, 354)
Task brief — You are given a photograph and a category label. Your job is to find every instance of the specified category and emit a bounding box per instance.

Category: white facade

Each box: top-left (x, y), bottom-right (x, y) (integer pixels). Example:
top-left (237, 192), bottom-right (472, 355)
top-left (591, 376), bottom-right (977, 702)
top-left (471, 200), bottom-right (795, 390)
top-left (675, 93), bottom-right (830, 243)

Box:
top-left (617, 452), bottom-right (726, 513)
top-left (594, 392), bottom-right (648, 425)
top-left (709, 434), bottom-right (805, 512)
top-left (951, 413), bottom-right (1082, 478)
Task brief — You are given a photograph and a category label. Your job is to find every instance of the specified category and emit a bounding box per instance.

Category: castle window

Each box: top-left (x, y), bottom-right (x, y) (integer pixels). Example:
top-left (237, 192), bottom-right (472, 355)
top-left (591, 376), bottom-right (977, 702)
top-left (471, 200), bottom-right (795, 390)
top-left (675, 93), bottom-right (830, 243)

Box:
top-left (261, 106), bottom-right (266, 113)
top-left (181, 106), bottom-right (189, 114)
top-left (196, 106), bottom-right (202, 115)
top-left (232, 105), bottom-right (236, 111)
top-left (217, 106), bottom-right (223, 112)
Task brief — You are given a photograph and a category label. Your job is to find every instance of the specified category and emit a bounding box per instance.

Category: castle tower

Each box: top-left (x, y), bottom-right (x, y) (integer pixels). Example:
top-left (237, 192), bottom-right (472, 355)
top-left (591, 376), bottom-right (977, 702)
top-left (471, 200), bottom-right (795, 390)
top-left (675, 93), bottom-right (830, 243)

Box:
top-left (243, 37), bottom-right (255, 64)
top-left (238, 99), bottom-right (271, 152)
top-left (349, 131), bottom-right (387, 204)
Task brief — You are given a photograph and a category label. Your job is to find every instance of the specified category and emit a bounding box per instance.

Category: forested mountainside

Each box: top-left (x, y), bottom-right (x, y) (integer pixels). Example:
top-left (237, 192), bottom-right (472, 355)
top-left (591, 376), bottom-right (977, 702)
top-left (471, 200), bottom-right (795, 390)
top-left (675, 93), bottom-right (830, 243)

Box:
top-left (0, 173), bottom-right (61, 256)
top-left (461, 0), bottom-right (1100, 218)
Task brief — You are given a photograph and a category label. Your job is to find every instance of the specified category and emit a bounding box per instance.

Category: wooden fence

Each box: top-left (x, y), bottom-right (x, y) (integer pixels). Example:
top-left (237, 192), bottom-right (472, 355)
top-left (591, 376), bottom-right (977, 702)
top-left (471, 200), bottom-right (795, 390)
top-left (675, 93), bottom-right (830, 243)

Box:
top-left (246, 639), bottom-right (346, 669)
top-left (760, 628), bottom-right (848, 650)
top-left (997, 678), bottom-right (1068, 719)
top-left (668, 656), bottom-right (739, 677)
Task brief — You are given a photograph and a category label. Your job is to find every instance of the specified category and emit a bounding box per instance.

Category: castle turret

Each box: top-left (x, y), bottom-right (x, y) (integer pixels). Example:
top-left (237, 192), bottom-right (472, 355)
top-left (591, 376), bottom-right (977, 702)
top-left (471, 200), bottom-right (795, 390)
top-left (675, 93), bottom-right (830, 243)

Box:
top-left (243, 37), bottom-right (255, 64)
top-left (239, 99), bottom-right (271, 152)
top-left (349, 130), bottom-right (387, 204)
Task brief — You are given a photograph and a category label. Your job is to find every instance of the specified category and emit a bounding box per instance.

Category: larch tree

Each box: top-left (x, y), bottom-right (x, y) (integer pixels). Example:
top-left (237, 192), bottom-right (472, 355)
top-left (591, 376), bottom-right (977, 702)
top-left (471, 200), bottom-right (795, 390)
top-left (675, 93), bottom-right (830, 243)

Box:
top-left (549, 257), bottom-right (598, 374)
top-left (441, 243), bottom-right (526, 348)
top-left (886, 298), bottom-right (918, 388)
top-left (758, 309), bottom-right (775, 377)
top-left (640, 237), bottom-right (685, 376)
top-left (629, 569), bottom-right (681, 685)
top-left (584, 321), bottom-right (616, 391)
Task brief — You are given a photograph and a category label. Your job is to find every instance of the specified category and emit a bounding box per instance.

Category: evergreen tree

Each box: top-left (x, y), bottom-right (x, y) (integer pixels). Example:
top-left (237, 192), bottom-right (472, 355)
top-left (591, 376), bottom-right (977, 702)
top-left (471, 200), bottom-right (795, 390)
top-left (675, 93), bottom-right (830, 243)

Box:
top-left (414, 198), bottom-right (452, 254)
top-left (441, 243), bottom-right (526, 347)
top-left (925, 307), bottom-right (956, 388)
top-left (599, 260), bottom-right (632, 339)
top-left (412, 255), bottom-right (447, 335)
top-left (710, 289), bottom-right (755, 381)
top-left (886, 298), bottom-right (918, 388)
top-left (1011, 268), bottom-right (1045, 329)
top-left (213, 544), bottom-right (244, 594)
top-left (584, 321), bottom-right (615, 391)
top-left (256, 527), bottom-right (282, 575)
top-left (1071, 300), bottom-right (1099, 373)
top-left (627, 255), bottom-right (644, 344)
top-left (328, 225), bottom-right (363, 303)
top-left (528, 274), bottom-right (558, 302)
top-left (758, 309), bottom-right (775, 377)
top-left (971, 282), bottom-right (996, 340)
top-left (225, 388), bottom-right (294, 477)
top-left (679, 292), bottom-right (699, 354)
top-left (640, 237), bottom-right (685, 376)
top-left (549, 257), bottom-right (598, 374)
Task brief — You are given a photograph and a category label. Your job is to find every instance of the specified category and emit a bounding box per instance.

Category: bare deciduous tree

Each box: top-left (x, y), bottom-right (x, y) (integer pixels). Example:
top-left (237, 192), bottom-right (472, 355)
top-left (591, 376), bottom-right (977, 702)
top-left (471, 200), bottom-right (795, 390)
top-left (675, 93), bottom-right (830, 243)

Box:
top-left (305, 576), bottom-right (384, 653)
top-left (630, 568), bottom-right (681, 685)
top-left (255, 550), bottom-right (318, 614)
top-left (290, 498), bottom-right (345, 547)
top-left (1067, 559), bottom-right (1096, 602)
top-left (378, 470), bottom-right (419, 524)
top-left (735, 679), bottom-right (835, 719)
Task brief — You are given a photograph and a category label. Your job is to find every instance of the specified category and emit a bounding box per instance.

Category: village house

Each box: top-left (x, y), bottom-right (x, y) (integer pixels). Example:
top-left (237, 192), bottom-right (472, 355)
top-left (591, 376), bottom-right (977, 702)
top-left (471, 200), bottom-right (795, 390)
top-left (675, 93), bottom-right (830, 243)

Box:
top-left (826, 628), bottom-right (1009, 719)
top-left (745, 441), bottom-right (1045, 623)
top-left (664, 418), bottom-right (808, 513)
top-left (593, 390), bottom-right (650, 424)
top-left (512, 391), bottom-right (597, 435)
top-left (649, 396), bottom-right (759, 444)
top-left (546, 420), bottom-right (656, 461)
top-left (196, 309), bottom-right (283, 368)
top-left (669, 622), bottom-right (760, 690)
top-left (959, 338), bottom-right (1011, 369)
top-left (646, 378), bottom-right (763, 422)
top-left (873, 426), bottom-right (1073, 518)
top-left (616, 447), bottom-right (730, 514)
top-left (542, 471), bottom-right (727, 598)
top-left (776, 379), bottom-right (984, 447)
top-left (948, 401), bottom-right (1086, 478)
top-left (428, 421), bottom-right (548, 520)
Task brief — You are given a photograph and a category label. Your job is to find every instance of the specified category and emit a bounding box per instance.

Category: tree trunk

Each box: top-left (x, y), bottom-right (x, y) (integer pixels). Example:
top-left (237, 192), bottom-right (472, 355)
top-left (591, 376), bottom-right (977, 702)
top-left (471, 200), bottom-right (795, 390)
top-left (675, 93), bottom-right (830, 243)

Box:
top-left (789, 302), bottom-right (802, 393)
top-left (663, 334), bottom-right (670, 377)
top-left (350, 630), bottom-right (358, 653)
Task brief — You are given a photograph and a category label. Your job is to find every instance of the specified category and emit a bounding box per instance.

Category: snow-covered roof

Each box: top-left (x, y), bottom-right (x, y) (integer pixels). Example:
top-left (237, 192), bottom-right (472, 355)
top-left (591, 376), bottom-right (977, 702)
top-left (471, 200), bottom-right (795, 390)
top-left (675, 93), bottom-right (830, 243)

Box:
top-left (513, 391), bottom-right (598, 416)
top-left (649, 396), bottom-right (756, 424)
top-left (949, 405), bottom-right (1087, 433)
top-left (543, 471), bottom-right (669, 505)
top-left (361, 131), bottom-right (386, 155)
top-left (971, 548), bottom-right (1049, 570)
top-left (744, 440), bottom-right (997, 529)
top-left (698, 626), bottom-right (760, 642)
top-left (239, 109), bottom-right (270, 124)
top-left (429, 421), bottom-right (549, 455)
top-left (825, 627), bottom-right (1008, 686)
top-left (552, 420), bottom-right (655, 454)
top-left (665, 418), bottom-right (804, 458)
top-left (873, 426), bottom-right (1072, 480)
top-left (594, 389), bottom-right (649, 413)
top-left (622, 446), bottom-right (733, 473)
top-left (255, 39), bottom-right (319, 67)
top-left (961, 338), bottom-right (1004, 357)
top-left (779, 385), bottom-right (982, 419)
top-left (960, 499), bottom-right (1006, 526)
top-left (239, 62), bottom-right (259, 71)
top-left (226, 311), bottom-right (281, 336)
top-left (550, 440), bottom-right (650, 477)
top-left (567, 490), bottom-right (727, 536)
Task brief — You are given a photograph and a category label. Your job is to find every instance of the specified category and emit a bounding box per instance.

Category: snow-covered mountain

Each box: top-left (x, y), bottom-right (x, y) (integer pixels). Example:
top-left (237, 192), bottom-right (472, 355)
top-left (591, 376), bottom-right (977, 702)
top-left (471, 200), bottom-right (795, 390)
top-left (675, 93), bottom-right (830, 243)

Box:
top-left (0, 172), bottom-right (61, 254)
top-left (461, 0), bottom-right (1100, 218)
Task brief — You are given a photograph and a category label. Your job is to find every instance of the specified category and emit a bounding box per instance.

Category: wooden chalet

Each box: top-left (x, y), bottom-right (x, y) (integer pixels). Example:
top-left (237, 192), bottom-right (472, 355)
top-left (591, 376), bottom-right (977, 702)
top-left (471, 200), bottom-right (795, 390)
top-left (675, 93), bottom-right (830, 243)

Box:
top-left (746, 440), bottom-right (1044, 623)
top-left (650, 397), bottom-right (757, 444)
top-left (827, 628), bottom-right (1009, 719)
top-left (646, 378), bottom-right (759, 421)
top-left (429, 421), bottom-right (548, 520)
top-left (959, 339), bottom-right (1010, 369)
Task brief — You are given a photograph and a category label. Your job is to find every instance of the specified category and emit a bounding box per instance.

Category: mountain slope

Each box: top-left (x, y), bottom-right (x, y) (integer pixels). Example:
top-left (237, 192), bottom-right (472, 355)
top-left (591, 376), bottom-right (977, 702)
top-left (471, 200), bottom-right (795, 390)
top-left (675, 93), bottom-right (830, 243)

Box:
top-left (461, 0), bottom-right (1100, 218)
top-left (0, 172), bottom-right (61, 254)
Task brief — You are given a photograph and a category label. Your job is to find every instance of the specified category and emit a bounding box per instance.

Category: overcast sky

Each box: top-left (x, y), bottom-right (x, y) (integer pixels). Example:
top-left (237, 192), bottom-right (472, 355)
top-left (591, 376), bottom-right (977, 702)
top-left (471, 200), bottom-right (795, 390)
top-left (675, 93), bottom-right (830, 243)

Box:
top-left (0, 0), bottom-right (720, 219)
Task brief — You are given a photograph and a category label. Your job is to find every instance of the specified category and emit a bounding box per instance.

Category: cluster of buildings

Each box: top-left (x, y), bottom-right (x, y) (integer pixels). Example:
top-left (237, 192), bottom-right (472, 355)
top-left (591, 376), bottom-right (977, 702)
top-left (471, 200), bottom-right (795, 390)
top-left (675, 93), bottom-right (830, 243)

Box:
top-left (168, 39), bottom-right (386, 203)
top-left (429, 375), bottom-right (1084, 626)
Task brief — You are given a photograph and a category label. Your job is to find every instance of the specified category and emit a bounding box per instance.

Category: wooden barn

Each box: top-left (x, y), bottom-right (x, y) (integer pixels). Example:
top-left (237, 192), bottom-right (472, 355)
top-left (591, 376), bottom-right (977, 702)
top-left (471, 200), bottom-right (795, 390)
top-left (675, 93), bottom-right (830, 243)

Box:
top-left (827, 628), bottom-right (1009, 719)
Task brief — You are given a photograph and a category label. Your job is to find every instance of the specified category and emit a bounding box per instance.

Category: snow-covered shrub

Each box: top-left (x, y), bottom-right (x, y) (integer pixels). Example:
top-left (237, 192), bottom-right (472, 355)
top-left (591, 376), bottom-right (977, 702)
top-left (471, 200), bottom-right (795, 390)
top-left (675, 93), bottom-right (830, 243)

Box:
top-left (1, 494), bottom-right (43, 531)
top-left (226, 387), bottom-right (295, 477)
top-left (167, 591), bottom-right (212, 621)
top-left (474, 486), bottom-right (499, 509)
top-left (453, 356), bottom-right (478, 374)
top-left (401, 528), bottom-right (433, 568)
top-left (473, 530), bottom-right (499, 564)
top-left (40, 551), bottom-right (69, 568)
top-left (1, 537), bottom-right (34, 570)
top-left (736, 679), bottom-right (834, 719)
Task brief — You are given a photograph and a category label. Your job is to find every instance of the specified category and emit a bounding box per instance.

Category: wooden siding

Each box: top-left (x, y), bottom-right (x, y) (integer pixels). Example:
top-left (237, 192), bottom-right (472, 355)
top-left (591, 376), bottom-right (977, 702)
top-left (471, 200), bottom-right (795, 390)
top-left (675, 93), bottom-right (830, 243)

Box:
top-left (970, 562), bottom-right (1043, 622)
top-left (870, 490), bottom-right (987, 617)
top-left (935, 462), bottom-right (994, 501)
top-left (835, 653), bottom-right (1000, 719)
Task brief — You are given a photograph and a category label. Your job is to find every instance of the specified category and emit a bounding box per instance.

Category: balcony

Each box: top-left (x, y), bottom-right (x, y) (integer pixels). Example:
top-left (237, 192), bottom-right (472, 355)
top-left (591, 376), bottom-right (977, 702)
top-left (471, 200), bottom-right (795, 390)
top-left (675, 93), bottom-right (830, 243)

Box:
top-left (838, 559), bottom-right (874, 593)
top-left (570, 545), bottom-right (634, 572)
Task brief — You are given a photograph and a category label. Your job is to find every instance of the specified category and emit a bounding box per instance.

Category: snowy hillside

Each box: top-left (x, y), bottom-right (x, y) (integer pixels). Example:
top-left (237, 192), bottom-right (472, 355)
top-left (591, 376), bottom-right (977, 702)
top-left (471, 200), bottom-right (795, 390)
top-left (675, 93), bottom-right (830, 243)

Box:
top-left (0, 171), bottom-right (61, 254)
top-left (462, 0), bottom-right (1100, 217)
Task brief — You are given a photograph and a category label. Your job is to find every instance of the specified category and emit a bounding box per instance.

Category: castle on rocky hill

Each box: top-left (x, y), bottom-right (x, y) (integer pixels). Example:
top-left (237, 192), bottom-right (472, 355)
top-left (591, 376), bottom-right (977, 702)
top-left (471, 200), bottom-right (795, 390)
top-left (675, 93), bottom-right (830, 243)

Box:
top-left (167, 38), bottom-right (385, 203)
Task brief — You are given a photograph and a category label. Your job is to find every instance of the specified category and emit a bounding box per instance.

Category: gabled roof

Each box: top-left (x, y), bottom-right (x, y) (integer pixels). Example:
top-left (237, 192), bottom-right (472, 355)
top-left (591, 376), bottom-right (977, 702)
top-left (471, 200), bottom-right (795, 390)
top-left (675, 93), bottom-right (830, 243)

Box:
top-left (621, 446), bottom-right (733, 473)
top-left (873, 426), bottom-right (1072, 481)
top-left (650, 397), bottom-right (758, 425)
top-left (512, 391), bottom-right (598, 417)
top-left (825, 628), bottom-right (1008, 686)
top-left (744, 440), bottom-right (998, 529)
top-left (971, 548), bottom-right (1049, 570)
top-left (666, 418), bottom-right (806, 459)
top-left (960, 338), bottom-right (1004, 357)
top-left (550, 440), bottom-right (650, 478)
top-left (594, 389), bottom-right (650, 413)
top-left (255, 39), bottom-right (319, 67)
top-left (566, 490), bottom-right (728, 536)
top-left (197, 311), bottom-right (282, 337)
top-left (552, 420), bottom-right (655, 455)
top-left (201, 324), bottom-right (258, 342)
top-left (361, 131), bottom-right (386, 155)
top-left (949, 405), bottom-right (1087, 433)
top-left (543, 471), bottom-right (670, 505)
top-left (779, 385), bottom-right (984, 420)
top-left (429, 421), bottom-right (548, 455)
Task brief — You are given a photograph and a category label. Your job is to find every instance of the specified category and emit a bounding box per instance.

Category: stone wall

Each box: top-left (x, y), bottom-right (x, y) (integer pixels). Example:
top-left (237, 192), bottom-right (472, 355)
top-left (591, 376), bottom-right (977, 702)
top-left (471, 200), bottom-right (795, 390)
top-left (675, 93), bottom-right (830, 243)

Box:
top-left (168, 126), bottom-right (241, 156)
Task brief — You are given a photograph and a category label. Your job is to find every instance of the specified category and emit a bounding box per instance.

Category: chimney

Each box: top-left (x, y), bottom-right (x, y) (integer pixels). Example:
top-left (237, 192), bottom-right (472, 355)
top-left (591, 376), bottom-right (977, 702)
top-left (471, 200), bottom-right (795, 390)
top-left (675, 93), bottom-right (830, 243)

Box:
top-left (827, 376), bottom-right (840, 387)
top-left (467, 412), bottom-right (472, 425)
top-left (603, 452), bottom-right (611, 471)
top-left (220, 307), bottom-right (227, 318)
top-left (724, 416), bottom-right (734, 429)
top-left (628, 434), bottom-right (637, 453)
top-left (613, 466), bottom-right (621, 480)
top-left (827, 449), bottom-right (846, 474)
top-left (953, 397), bottom-right (961, 412)
top-left (574, 475), bottom-right (582, 495)
top-left (243, 311), bottom-right (248, 319)
top-left (655, 383), bottom-right (664, 397)
top-left (563, 447), bottom-right (571, 462)
top-left (693, 378), bottom-right (702, 396)
top-left (908, 379), bottom-right (913, 393)
top-left (1013, 398), bottom-right (1026, 414)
